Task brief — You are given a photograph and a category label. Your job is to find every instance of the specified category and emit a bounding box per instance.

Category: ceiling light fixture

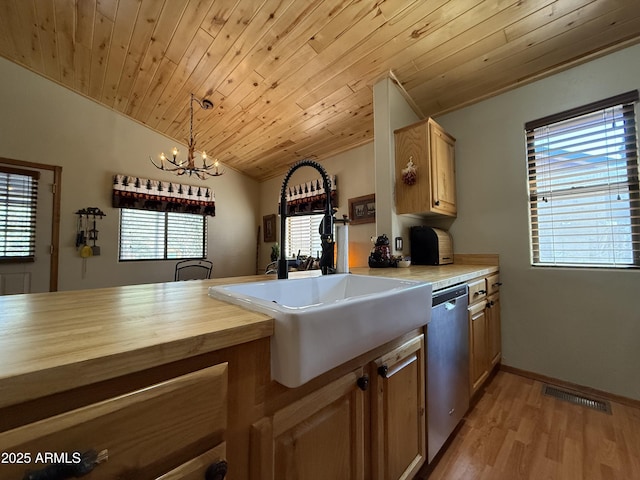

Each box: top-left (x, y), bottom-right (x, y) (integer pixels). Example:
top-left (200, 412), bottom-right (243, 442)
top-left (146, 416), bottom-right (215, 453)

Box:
top-left (150, 93), bottom-right (224, 179)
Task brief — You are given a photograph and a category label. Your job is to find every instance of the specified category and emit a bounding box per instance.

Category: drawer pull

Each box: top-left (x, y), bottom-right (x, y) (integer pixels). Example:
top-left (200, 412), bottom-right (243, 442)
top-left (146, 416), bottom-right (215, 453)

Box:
top-left (492, 282), bottom-right (503, 287)
top-left (474, 289), bottom-right (486, 296)
top-left (205, 460), bottom-right (228, 480)
top-left (23, 449), bottom-right (108, 480)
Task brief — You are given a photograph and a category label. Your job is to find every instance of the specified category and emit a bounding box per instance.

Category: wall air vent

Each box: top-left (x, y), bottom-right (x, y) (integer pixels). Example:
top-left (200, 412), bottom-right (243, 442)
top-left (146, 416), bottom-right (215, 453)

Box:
top-left (542, 384), bottom-right (612, 414)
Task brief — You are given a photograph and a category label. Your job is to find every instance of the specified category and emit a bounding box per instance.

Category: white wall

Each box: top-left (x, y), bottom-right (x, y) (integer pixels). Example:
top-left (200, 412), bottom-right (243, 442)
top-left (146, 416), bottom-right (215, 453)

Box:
top-left (0, 58), bottom-right (260, 290)
top-left (259, 143), bottom-right (376, 270)
top-left (373, 77), bottom-right (450, 257)
top-left (436, 44), bottom-right (640, 400)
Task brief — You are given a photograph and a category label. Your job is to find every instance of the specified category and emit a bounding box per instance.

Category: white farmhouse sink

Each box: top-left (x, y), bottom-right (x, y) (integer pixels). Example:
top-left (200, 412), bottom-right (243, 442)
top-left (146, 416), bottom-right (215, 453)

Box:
top-left (208, 274), bottom-right (432, 388)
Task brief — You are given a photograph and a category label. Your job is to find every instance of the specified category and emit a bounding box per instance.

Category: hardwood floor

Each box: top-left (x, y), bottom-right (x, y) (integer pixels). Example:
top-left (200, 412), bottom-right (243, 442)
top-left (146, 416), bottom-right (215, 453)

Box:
top-left (419, 371), bottom-right (640, 480)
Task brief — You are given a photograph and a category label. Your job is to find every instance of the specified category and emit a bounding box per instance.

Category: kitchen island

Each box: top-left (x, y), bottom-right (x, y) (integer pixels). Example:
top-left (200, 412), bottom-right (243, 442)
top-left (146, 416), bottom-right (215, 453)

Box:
top-left (0, 262), bottom-right (498, 479)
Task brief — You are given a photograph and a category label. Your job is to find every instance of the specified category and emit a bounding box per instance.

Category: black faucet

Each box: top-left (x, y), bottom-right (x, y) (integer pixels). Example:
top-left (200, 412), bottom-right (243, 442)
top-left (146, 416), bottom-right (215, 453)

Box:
top-left (278, 159), bottom-right (334, 279)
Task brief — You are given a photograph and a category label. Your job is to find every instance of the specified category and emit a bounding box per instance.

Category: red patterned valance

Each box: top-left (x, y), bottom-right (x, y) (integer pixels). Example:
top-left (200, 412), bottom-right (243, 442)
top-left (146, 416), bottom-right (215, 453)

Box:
top-left (112, 174), bottom-right (215, 216)
top-left (283, 175), bottom-right (338, 215)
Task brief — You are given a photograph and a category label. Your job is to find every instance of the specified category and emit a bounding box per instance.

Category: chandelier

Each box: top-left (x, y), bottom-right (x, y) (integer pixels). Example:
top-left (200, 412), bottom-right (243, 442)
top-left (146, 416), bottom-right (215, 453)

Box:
top-left (150, 93), bottom-right (224, 180)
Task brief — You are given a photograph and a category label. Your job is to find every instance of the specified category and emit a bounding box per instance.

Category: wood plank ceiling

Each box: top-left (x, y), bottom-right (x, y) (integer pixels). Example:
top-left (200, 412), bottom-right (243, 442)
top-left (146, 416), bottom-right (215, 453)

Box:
top-left (1, 0), bottom-right (639, 181)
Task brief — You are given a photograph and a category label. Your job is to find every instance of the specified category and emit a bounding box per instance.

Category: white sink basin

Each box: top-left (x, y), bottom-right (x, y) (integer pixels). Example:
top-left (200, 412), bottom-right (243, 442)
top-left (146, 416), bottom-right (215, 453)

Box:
top-left (208, 274), bottom-right (432, 388)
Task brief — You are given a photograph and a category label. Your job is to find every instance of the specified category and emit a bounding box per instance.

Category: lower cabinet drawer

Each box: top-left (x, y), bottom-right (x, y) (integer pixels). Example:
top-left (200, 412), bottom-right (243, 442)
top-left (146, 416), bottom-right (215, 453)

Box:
top-left (468, 278), bottom-right (487, 303)
top-left (0, 364), bottom-right (228, 480)
top-left (157, 442), bottom-right (227, 480)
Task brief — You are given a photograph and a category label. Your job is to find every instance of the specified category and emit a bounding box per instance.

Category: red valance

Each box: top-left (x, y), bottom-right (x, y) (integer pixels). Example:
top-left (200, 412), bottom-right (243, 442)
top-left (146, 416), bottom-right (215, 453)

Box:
top-left (112, 174), bottom-right (215, 216)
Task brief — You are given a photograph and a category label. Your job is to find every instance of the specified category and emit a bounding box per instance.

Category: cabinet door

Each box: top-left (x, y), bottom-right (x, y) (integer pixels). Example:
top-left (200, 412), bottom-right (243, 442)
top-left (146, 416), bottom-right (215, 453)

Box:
top-left (428, 120), bottom-right (457, 216)
top-left (251, 369), bottom-right (366, 480)
top-left (469, 302), bottom-right (489, 396)
top-left (371, 335), bottom-right (426, 480)
top-left (487, 293), bottom-right (502, 367)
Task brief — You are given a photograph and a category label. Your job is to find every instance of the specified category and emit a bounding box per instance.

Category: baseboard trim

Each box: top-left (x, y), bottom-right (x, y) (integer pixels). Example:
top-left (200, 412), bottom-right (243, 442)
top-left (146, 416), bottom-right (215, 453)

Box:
top-left (500, 364), bottom-right (640, 410)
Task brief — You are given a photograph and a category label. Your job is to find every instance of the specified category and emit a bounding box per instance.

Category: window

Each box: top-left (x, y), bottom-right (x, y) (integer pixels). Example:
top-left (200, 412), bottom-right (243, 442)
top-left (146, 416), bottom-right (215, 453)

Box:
top-left (0, 166), bottom-right (39, 262)
top-left (525, 90), bottom-right (640, 267)
top-left (119, 209), bottom-right (206, 261)
top-left (286, 215), bottom-right (323, 258)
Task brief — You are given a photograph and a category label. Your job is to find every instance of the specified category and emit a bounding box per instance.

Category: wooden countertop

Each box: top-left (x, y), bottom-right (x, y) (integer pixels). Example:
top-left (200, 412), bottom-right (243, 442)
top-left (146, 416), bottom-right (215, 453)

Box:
top-left (0, 264), bottom-right (497, 408)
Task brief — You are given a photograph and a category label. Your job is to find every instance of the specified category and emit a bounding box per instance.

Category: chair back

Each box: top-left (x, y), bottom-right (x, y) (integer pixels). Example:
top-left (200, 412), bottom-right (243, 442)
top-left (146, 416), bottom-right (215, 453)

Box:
top-left (175, 259), bottom-right (213, 281)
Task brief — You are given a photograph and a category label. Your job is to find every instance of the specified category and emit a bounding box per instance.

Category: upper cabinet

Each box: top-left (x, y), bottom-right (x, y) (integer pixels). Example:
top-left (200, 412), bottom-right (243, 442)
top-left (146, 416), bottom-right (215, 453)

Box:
top-left (394, 118), bottom-right (457, 216)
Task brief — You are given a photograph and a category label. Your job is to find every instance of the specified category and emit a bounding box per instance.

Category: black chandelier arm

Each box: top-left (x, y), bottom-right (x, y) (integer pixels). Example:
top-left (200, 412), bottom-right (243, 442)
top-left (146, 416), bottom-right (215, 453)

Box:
top-left (149, 155), bottom-right (185, 172)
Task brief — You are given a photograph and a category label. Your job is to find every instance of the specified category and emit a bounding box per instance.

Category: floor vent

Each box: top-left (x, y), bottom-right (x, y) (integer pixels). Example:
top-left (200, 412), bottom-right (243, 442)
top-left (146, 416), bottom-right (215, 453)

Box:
top-left (542, 384), bottom-right (612, 414)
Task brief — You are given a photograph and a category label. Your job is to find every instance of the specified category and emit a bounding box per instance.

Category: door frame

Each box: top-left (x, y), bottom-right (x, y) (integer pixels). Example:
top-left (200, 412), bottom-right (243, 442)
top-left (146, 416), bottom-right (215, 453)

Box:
top-left (0, 157), bottom-right (62, 292)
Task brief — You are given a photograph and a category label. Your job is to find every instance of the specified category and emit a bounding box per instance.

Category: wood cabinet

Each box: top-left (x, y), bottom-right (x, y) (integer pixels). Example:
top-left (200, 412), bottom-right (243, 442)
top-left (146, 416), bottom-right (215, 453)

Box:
top-left (468, 273), bottom-right (502, 396)
top-left (0, 364), bottom-right (229, 479)
top-left (158, 443), bottom-right (227, 480)
top-left (250, 332), bottom-right (426, 480)
top-left (469, 301), bottom-right (490, 395)
top-left (371, 335), bottom-right (426, 480)
top-left (486, 273), bottom-right (502, 368)
top-left (394, 118), bottom-right (457, 216)
top-left (250, 368), bottom-right (366, 480)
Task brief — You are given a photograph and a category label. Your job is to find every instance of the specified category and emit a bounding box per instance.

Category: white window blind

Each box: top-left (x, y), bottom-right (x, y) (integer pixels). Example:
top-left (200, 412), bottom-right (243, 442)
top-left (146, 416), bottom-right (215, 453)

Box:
top-left (119, 209), bottom-right (206, 261)
top-left (525, 90), bottom-right (640, 267)
top-left (286, 215), bottom-right (323, 258)
top-left (0, 166), bottom-right (39, 261)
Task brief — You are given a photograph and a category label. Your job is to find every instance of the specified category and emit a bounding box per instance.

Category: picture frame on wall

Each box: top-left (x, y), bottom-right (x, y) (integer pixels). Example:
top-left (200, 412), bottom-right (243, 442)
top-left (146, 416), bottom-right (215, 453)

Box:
top-left (263, 214), bottom-right (276, 242)
top-left (348, 194), bottom-right (376, 225)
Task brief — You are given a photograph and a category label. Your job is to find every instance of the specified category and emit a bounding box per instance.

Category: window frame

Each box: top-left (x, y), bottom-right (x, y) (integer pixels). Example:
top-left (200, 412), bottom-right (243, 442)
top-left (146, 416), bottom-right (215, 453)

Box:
top-left (525, 90), bottom-right (640, 268)
top-left (118, 208), bottom-right (207, 262)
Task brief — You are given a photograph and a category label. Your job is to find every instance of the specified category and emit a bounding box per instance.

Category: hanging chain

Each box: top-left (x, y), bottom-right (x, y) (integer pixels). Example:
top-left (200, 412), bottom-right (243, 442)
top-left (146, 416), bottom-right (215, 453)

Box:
top-left (189, 93), bottom-right (195, 144)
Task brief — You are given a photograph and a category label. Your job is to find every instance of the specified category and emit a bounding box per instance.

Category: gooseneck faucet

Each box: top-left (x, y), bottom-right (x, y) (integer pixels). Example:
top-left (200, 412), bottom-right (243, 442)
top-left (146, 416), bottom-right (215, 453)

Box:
top-left (278, 159), bottom-right (334, 279)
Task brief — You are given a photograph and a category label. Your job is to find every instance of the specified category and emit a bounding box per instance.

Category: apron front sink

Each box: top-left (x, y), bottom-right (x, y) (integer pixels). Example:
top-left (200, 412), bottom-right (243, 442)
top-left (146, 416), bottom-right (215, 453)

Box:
top-left (209, 274), bottom-right (432, 388)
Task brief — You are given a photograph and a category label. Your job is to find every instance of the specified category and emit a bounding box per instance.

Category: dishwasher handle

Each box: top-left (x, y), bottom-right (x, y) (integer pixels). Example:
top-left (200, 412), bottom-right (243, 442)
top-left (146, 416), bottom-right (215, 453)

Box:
top-left (432, 284), bottom-right (468, 307)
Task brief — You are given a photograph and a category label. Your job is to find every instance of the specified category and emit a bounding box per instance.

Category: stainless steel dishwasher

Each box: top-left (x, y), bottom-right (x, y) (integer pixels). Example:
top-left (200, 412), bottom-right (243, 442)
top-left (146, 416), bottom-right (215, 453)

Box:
top-left (427, 283), bottom-right (469, 463)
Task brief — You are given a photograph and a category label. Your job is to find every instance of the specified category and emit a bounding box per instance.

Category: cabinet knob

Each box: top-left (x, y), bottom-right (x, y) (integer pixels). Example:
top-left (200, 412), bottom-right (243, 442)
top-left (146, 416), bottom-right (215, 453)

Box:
top-left (378, 365), bottom-right (389, 379)
top-left (22, 450), bottom-right (107, 480)
top-left (434, 200), bottom-right (440, 206)
top-left (205, 460), bottom-right (228, 480)
top-left (492, 282), bottom-right (503, 287)
top-left (356, 375), bottom-right (369, 391)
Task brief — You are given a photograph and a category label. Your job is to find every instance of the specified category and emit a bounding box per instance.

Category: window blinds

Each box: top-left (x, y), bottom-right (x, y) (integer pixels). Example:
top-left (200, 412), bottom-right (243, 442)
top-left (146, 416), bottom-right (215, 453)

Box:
top-left (286, 215), bottom-right (323, 258)
top-left (0, 166), bottom-right (39, 261)
top-left (525, 91), bottom-right (640, 267)
top-left (119, 209), bottom-right (206, 261)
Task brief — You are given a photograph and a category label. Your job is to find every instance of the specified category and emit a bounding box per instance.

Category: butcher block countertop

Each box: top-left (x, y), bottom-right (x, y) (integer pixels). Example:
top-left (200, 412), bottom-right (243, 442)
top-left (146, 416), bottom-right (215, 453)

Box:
top-left (0, 263), bottom-right (497, 409)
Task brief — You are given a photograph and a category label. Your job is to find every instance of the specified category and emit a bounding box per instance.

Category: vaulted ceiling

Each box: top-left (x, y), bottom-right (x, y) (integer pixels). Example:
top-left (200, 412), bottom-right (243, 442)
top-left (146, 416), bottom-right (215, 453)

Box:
top-left (1, 0), bottom-right (639, 181)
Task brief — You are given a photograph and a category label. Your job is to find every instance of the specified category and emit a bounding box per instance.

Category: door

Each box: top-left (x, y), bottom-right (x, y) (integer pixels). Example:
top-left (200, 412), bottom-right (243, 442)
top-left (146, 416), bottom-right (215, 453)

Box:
top-left (0, 162), bottom-right (55, 294)
top-left (487, 293), bottom-right (502, 367)
top-left (250, 369), bottom-right (366, 480)
top-left (469, 302), bottom-right (489, 395)
top-left (371, 334), bottom-right (426, 480)
top-left (429, 120), bottom-right (457, 216)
